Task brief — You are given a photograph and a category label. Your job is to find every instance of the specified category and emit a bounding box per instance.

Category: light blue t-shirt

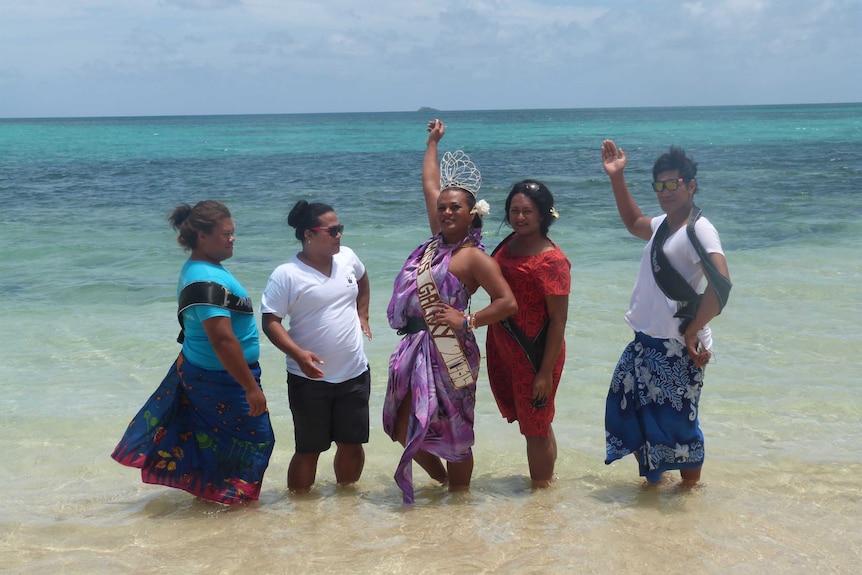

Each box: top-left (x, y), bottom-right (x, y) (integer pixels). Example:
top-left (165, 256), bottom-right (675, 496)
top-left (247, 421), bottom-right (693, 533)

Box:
top-left (177, 259), bottom-right (259, 371)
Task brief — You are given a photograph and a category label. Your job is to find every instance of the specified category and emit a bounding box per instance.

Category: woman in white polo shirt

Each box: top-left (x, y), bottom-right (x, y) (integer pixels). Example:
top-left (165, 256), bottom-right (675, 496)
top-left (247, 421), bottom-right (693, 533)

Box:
top-left (261, 200), bottom-right (371, 493)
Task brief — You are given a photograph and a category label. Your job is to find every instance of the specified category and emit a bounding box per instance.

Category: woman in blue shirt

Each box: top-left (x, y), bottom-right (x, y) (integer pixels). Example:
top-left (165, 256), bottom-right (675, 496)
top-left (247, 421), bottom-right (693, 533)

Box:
top-left (112, 200), bottom-right (275, 504)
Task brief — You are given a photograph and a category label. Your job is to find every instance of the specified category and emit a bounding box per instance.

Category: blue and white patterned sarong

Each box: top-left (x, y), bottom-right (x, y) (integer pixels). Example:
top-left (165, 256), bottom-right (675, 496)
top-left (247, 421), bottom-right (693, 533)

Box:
top-left (604, 331), bottom-right (705, 483)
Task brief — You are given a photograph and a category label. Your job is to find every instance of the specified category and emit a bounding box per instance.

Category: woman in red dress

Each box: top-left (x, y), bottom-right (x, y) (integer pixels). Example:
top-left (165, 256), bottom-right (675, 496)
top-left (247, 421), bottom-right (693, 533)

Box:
top-left (486, 180), bottom-right (570, 488)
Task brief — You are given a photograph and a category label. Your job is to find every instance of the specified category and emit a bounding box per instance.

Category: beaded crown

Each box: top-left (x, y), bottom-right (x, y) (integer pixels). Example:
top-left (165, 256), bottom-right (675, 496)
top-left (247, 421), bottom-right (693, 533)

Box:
top-left (439, 150), bottom-right (482, 197)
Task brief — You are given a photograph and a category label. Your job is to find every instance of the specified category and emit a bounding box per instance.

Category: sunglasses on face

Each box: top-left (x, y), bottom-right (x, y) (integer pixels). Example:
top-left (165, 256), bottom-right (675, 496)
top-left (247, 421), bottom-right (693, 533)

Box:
top-left (652, 178), bottom-right (684, 193)
top-left (310, 224), bottom-right (344, 238)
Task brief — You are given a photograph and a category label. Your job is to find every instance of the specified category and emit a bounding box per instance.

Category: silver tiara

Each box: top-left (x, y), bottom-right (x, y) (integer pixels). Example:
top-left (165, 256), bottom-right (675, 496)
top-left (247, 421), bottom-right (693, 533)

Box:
top-left (440, 150), bottom-right (482, 197)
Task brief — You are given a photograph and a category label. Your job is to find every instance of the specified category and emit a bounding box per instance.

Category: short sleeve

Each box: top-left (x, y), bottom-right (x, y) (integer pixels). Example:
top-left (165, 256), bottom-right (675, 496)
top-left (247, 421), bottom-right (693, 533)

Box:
top-left (260, 266), bottom-right (292, 318)
top-left (693, 217), bottom-right (724, 258)
top-left (538, 250), bottom-right (571, 296)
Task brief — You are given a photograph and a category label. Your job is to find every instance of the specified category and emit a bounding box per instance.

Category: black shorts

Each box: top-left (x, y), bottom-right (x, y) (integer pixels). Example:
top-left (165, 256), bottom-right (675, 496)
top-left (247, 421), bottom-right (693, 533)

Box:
top-left (287, 367), bottom-right (371, 453)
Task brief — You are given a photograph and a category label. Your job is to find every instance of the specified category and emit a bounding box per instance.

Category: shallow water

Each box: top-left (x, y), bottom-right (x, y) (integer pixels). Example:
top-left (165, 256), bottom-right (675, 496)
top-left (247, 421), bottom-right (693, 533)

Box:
top-left (1, 105), bottom-right (861, 573)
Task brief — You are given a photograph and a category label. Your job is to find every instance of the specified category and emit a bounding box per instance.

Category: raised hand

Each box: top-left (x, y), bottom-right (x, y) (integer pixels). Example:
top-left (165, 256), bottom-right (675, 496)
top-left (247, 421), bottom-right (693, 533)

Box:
top-left (601, 139), bottom-right (627, 177)
top-left (427, 118), bottom-right (445, 144)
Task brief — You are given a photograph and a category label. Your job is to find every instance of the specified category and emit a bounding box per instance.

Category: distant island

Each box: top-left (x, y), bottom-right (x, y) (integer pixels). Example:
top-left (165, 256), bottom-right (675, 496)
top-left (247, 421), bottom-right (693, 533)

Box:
top-left (418, 107), bottom-right (439, 112)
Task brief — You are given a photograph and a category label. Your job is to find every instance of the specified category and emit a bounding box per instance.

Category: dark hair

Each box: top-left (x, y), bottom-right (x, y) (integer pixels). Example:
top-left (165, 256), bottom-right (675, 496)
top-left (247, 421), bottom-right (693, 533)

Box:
top-left (440, 187), bottom-right (483, 229)
top-left (287, 200), bottom-right (335, 241)
top-left (652, 146), bottom-right (698, 185)
top-left (503, 180), bottom-right (556, 237)
top-left (168, 200), bottom-right (231, 251)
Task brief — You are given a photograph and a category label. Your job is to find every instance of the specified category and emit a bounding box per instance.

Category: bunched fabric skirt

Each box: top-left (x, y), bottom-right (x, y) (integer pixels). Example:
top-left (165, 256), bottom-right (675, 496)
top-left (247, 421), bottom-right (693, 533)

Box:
top-left (383, 330), bottom-right (477, 505)
top-left (111, 354), bottom-right (275, 504)
top-left (604, 331), bottom-right (705, 483)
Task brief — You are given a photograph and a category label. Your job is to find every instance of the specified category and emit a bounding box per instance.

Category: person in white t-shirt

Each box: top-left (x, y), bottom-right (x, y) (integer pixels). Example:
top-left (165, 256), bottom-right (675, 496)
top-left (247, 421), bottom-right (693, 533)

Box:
top-left (600, 140), bottom-right (731, 489)
top-left (261, 200), bottom-right (371, 493)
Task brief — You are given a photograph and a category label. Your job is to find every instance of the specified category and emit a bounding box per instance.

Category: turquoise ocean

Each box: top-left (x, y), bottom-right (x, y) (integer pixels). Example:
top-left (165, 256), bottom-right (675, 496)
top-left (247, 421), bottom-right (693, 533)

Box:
top-left (1, 104), bottom-right (860, 574)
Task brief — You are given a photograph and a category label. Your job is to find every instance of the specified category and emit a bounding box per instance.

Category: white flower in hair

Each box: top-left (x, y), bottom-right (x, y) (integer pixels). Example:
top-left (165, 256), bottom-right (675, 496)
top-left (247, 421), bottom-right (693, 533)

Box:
top-left (471, 199), bottom-right (491, 217)
top-left (440, 150), bottom-right (482, 197)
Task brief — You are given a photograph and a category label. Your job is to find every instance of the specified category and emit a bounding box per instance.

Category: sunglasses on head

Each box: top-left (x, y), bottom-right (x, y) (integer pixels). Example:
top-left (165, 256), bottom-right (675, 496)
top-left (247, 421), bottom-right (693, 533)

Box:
top-left (310, 224), bottom-right (344, 238)
top-left (652, 178), bottom-right (684, 193)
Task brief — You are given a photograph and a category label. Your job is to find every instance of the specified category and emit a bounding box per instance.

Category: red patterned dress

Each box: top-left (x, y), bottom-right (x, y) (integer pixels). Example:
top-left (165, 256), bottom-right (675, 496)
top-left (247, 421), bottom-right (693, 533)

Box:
top-left (486, 235), bottom-right (570, 437)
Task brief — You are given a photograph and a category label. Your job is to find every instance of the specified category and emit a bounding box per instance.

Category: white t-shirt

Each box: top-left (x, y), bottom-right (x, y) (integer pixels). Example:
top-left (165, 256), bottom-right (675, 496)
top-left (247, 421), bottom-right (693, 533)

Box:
top-left (625, 214), bottom-right (724, 348)
top-left (261, 246), bottom-right (368, 383)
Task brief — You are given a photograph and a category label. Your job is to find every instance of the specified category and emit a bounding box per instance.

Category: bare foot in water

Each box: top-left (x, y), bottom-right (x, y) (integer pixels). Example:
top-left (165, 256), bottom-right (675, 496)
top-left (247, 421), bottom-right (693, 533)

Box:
top-left (531, 476), bottom-right (555, 489)
top-left (678, 478), bottom-right (703, 491)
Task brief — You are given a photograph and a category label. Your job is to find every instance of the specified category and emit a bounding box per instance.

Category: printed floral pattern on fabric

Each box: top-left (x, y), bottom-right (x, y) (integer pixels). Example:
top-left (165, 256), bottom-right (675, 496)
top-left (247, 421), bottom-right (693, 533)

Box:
top-left (383, 229), bottom-right (482, 504)
top-left (111, 355), bottom-right (275, 504)
top-left (486, 237), bottom-right (570, 436)
top-left (604, 331), bottom-right (705, 483)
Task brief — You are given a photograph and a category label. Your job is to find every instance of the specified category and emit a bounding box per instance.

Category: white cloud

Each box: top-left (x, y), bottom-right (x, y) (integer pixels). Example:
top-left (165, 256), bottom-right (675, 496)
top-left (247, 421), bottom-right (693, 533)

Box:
top-left (162, 0), bottom-right (241, 9)
top-left (0, 0), bottom-right (859, 117)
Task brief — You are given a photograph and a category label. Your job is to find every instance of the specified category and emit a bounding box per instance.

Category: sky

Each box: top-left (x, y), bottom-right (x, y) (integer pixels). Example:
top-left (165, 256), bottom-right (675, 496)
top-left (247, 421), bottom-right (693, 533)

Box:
top-left (1, 0), bottom-right (860, 118)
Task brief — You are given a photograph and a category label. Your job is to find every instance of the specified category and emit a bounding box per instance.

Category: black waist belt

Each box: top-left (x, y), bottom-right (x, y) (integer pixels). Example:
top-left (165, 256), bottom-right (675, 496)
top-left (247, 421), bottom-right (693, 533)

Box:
top-left (397, 316), bottom-right (428, 335)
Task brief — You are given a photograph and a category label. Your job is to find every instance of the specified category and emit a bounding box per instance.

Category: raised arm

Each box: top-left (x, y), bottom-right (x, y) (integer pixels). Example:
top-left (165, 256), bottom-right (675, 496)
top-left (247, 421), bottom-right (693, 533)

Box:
top-left (601, 139), bottom-right (653, 241)
top-left (423, 119), bottom-right (445, 235)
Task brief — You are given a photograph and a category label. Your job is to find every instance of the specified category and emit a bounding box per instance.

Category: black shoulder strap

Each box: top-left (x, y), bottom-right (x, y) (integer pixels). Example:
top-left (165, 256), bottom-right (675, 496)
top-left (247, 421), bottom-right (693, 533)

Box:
top-left (490, 231), bottom-right (516, 258)
top-left (491, 232), bottom-right (549, 372)
top-left (651, 206), bottom-right (732, 334)
top-left (499, 317), bottom-right (548, 373)
top-left (651, 216), bottom-right (700, 335)
top-left (176, 281), bottom-right (253, 343)
top-left (686, 208), bottom-right (732, 314)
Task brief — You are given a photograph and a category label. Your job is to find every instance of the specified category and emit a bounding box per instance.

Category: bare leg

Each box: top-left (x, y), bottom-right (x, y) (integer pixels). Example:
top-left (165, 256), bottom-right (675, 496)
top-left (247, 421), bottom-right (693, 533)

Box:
top-left (288, 452), bottom-right (320, 493)
top-left (394, 391), bottom-right (447, 484)
top-left (334, 442), bottom-right (365, 486)
top-left (446, 457), bottom-right (473, 492)
top-left (680, 466), bottom-right (702, 488)
top-left (526, 425), bottom-right (557, 488)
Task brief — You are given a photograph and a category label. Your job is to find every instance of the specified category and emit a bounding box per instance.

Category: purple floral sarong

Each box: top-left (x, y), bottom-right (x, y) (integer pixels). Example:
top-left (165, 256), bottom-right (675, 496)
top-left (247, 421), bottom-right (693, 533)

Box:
top-left (384, 230), bottom-right (482, 504)
top-left (112, 354), bottom-right (275, 504)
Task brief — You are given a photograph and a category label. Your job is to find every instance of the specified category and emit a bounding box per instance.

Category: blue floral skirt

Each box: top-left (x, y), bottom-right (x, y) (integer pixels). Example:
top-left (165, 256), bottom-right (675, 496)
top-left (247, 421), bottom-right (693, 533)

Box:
top-left (604, 331), bottom-right (705, 483)
top-left (112, 354), bottom-right (275, 504)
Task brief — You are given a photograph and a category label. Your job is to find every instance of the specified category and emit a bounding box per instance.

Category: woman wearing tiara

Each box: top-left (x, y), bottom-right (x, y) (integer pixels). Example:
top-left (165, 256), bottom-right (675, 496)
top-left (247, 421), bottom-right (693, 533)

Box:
top-left (383, 119), bottom-right (518, 504)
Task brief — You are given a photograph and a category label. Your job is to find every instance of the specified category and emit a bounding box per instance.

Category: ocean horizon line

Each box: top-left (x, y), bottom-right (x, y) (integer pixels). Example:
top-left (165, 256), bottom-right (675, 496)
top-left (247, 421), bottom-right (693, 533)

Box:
top-left (2, 102), bottom-right (860, 574)
top-left (1, 100), bottom-right (859, 123)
